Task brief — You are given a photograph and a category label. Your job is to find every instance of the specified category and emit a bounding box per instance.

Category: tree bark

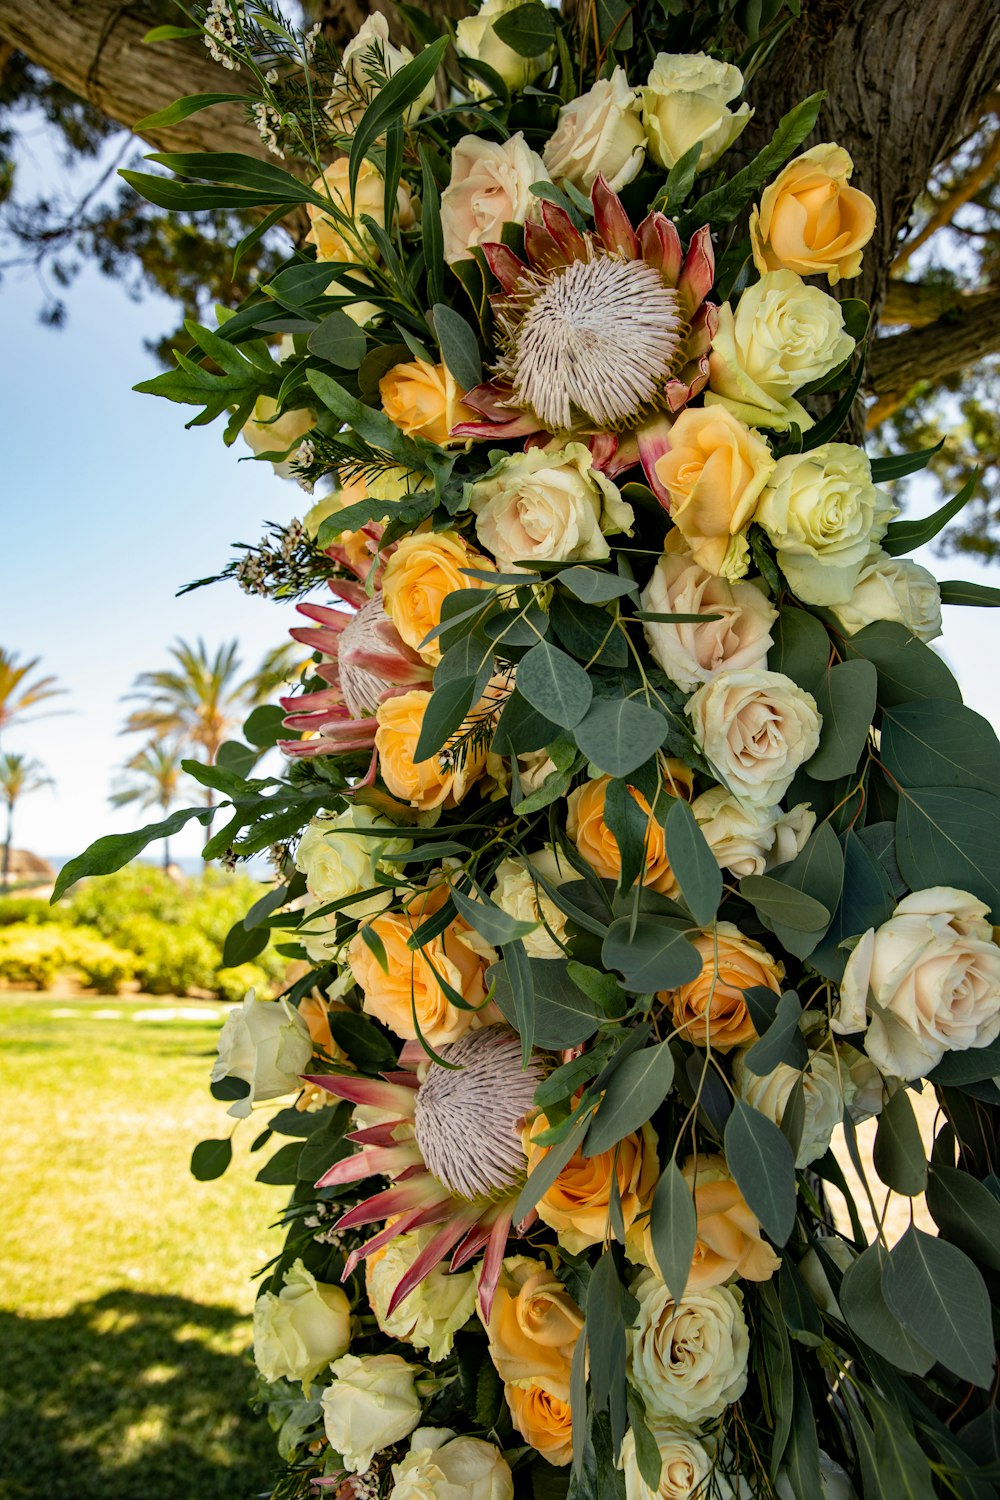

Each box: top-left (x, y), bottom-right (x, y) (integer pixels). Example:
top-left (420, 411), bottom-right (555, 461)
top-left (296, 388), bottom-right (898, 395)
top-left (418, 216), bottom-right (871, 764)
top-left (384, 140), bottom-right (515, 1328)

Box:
top-left (866, 291), bottom-right (1000, 426)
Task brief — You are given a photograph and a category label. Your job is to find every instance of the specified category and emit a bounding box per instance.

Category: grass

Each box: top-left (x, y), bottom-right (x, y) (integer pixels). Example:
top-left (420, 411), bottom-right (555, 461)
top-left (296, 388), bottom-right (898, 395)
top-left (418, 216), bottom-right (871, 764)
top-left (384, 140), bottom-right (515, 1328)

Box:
top-left (0, 994), bottom-right (290, 1500)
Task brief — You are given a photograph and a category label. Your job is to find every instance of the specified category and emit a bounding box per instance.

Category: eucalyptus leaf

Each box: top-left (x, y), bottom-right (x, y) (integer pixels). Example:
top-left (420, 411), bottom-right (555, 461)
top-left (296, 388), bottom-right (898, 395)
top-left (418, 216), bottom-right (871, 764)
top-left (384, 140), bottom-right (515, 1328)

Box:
top-left (431, 302), bottom-right (483, 390)
top-left (490, 958), bottom-right (601, 1048)
top-left (518, 642), bottom-right (594, 729)
top-left (574, 699), bottom-right (667, 778)
top-left (648, 1158), bottom-right (697, 1304)
top-left (895, 785), bottom-right (1000, 918)
top-left (873, 1088), bottom-right (927, 1197)
top-left (584, 1043), bottom-right (675, 1156)
top-left (882, 1226), bottom-right (995, 1387)
top-left (839, 1242), bottom-right (935, 1375)
top-left (602, 916), bottom-right (702, 993)
top-left (807, 659), bottom-right (877, 781)
top-left (663, 797), bottom-right (722, 926)
top-left (724, 1100), bottom-right (797, 1244)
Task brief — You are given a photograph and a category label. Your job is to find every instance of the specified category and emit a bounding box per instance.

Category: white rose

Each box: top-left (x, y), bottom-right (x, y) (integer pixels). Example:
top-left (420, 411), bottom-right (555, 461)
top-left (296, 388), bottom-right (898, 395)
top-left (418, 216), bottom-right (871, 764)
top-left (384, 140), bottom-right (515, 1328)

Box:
top-left (686, 668), bottom-right (822, 808)
top-left (252, 1259), bottom-right (351, 1385)
top-left (366, 1229), bottom-right (477, 1362)
top-left (441, 132), bottom-right (549, 264)
top-left (543, 67), bottom-right (646, 193)
top-left (621, 1420), bottom-right (734, 1500)
top-left (691, 786), bottom-right (815, 878)
top-left (838, 1041), bottom-right (885, 1121)
top-left (755, 444), bottom-right (895, 606)
top-left (456, 0), bottom-right (554, 97)
top-left (641, 542), bottom-right (777, 692)
top-left (294, 805), bottom-right (410, 916)
top-left (297, 901), bottom-right (344, 966)
top-left (468, 443), bottom-right (634, 570)
top-left (777, 1453), bottom-right (854, 1500)
top-left (321, 1353), bottom-right (422, 1473)
top-left (517, 750), bottom-right (558, 798)
top-left (706, 271), bottom-right (855, 432)
top-left (642, 52), bottom-right (750, 171)
top-left (389, 1429), bottom-right (514, 1500)
top-left (326, 13), bottom-right (435, 133)
top-left (211, 990), bottom-right (313, 1119)
top-left (830, 551), bottom-right (942, 643)
top-left (732, 1053), bottom-right (851, 1167)
top-left (627, 1271), bottom-right (749, 1425)
top-left (490, 847), bottom-right (570, 959)
top-left (833, 887), bottom-right (1000, 1081)
top-left (241, 396), bottom-right (314, 478)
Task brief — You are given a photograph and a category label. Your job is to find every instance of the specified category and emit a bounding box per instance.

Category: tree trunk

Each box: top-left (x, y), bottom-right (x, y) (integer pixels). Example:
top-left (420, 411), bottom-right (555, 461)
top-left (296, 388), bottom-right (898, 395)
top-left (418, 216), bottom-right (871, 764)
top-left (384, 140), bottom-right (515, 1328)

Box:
top-left (2, 799), bottom-right (13, 887)
top-left (162, 836), bottom-right (170, 873)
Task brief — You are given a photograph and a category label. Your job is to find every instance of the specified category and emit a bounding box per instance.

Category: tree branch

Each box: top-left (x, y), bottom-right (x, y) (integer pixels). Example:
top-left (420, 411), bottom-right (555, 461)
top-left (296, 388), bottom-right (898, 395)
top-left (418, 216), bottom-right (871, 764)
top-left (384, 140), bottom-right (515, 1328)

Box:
top-left (880, 279), bottom-right (1000, 328)
top-left (893, 105), bottom-right (1000, 272)
top-left (866, 291), bottom-right (1000, 426)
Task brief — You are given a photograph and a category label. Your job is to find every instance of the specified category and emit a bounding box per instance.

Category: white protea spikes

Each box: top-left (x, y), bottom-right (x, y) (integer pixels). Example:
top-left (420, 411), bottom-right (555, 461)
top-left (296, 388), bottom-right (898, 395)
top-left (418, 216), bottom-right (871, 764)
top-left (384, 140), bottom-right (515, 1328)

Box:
top-left (413, 1027), bottom-right (545, 1201)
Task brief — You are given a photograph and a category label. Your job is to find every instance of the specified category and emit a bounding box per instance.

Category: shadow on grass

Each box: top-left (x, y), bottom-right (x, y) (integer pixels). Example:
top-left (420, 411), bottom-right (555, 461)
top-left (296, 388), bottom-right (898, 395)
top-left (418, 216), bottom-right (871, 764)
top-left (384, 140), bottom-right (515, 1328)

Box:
top-left (0, 1291), bottom-right (278, 1500)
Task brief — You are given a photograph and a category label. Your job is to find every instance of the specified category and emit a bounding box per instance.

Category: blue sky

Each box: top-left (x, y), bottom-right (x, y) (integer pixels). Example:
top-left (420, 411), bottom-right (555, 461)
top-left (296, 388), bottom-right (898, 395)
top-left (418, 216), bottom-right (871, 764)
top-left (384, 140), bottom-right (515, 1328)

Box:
top-left (3, 118), bottom-right (1000, 864)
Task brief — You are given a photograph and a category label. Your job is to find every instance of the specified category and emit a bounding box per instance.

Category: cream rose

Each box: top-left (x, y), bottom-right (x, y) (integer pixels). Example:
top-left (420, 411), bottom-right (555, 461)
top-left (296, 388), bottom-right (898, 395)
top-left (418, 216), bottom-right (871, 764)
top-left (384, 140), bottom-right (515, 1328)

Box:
top-left (389, 1430), bottom-right (514, 1500)
top-left (490, 848), bottom-right (570, 959)
top-left (621, 1422), bottom-right (734, 1500)
top-left (366, 1230), bottom-right (477, 1363)
top-left (441, 133), bottom-right (549, 264)
top-left (627, 1272), bottom-right (749, 1424)
top-left (686, 668), bottom-right (822, 808)
top-left (833, 887), bottom-right (1000, 1081)
top-left (321, 1353), bottom-right (422, 1473)
top-left (654, 406), bottom-right (775, 580)
top-left (733, 1053), bottom-right (851, 1167)
top-left (830, 551), bottom-right (943, 643)
top-left (642, 52), bottom-right (750, 171)
top-left (706, 270), bottom-right (855, 432)
top-left (211, 990), bottom-right (313, 1119)
top-left (691, 787), bottom-right (815, 878)
top-left (241, 396), bottom-right (315, 478)
top-left (326, 13), bottom-right (435, 133)
top-left (641, 540), bottom-right (776, 691)
top-left (750, 144), bottom-right (877, 285)
top-left (252, 1259), bottom-right (351, 1385)
top-left (456, 0), bottom-right (554, 97)
top-left (543, 67), bottom-right (646, 193)
top-left (469, 443), bottom-right (634, 571)
top-left (294, 806), bottom-right (410, 917)
top-left (756, 444), bottom-right (895, 606)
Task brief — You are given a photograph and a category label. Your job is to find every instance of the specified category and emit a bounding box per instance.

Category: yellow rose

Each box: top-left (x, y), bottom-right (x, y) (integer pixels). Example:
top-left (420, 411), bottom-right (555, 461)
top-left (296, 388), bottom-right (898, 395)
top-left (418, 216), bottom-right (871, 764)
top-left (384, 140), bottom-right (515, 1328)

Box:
top-left (506, 1384), bottom-right (574, 1467)
top-left (654, 406), bottom-right (774, 580)
top-left (481, 1256), bottom-right (583, 1400)
top-left (241, 396), bottom-right (314, 478)
top-left (375, 688), bottom-right (490, 811)
top-left (380, 359), bottom-right (476, 447)
top-left (566, 773), bottom-right (693, 898)
top-left (456, 0), bottom-right (554, 98)
top-left (642, 52), bottom-right (751, 172)
top-left (750, 144), bottom-right (877, 286)
top-left (382, 531), bottom-right (495, 665)
top-left (524, 1113), bottom-right (659, 1253)
top-left (632, 1155), bottom-right (780, 1291)
top-left (347, 886), bottom-right (494, 1047)
top-left (662, 922), bottom-right (782, 1052)
top-left (303, 472), bottom-right (380, 575)
top-left (305, 158), bottom-right (388, 264)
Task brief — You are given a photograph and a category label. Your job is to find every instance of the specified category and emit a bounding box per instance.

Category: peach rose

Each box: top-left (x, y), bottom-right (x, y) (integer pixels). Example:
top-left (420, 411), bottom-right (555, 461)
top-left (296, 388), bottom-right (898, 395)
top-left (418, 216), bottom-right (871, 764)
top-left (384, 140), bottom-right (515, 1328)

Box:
top-left (382, 530), bottom-right (494, 665)
top-left (347, 887), bottom-right (494, 1047)
top-left (303, 473), bottom-right (381, 575)
top-left (305, 158), bottom-right (406, 264)
top-left (506, 1385), bottom-right (574, 1467)
top-left (524, 1112), bottom-right (660, 1253)
top-left (662, 922), bottom-right (782, 1051)
top-left (566, 773), bottom-right (694, 898)
top-left (750, 144), bottom-right (877, 286)
top-left (634, 1155), bottom-right (779, 1290)
top-left (375, 689), bottom-right (490, 811)
top-left (380, 359), bottom-right (476, 447)
top-left (641, 534), bottom-right (776, 691)
top-left (481, 1256), bottom-right (583, 1401)
top-left (686, 668), bottom-right (821, 808)
top-left (655, 406), bottom-right (774, 580)
top-left (441, 132), bottom-right (549, 263)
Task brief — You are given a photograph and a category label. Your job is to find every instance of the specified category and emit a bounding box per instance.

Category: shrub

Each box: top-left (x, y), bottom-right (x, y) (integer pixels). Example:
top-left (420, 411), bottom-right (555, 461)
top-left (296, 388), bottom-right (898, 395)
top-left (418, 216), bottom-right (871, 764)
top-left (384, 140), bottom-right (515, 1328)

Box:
top-left (215, 962), bottom-right (273, 1003)
top-left (0, 924), bottom-right (74, 989)
top-left (67, 934), bottom-right (136, 994)
top-left (0, 897), bottom-right (62, 927)
top-left (111, 914), bottom-right (219, 995)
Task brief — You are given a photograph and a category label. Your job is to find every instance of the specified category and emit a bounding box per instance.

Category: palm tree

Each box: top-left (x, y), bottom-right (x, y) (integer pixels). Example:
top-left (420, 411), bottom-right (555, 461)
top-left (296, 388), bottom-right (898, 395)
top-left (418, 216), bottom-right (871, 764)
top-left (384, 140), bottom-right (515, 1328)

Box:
top-left (110, 742), bottom-right (185, 870)
top-left (0, 650), bottom-right (65, 743)
top-left (0, 753), bottom-right (54, 886)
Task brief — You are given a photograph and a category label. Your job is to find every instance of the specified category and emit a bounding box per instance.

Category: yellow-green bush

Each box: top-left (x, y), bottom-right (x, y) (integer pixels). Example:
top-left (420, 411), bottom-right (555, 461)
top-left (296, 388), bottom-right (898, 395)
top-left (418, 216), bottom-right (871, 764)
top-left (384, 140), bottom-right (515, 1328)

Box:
top-left (0, 924), bottom-right (135, 993)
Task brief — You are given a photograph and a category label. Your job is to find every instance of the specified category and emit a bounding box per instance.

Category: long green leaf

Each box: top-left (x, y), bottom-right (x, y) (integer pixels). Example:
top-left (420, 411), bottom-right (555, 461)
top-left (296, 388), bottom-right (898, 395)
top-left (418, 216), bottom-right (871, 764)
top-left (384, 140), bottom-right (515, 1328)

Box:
top-left (135, 93), bottom-right (248, 130)
top-left (52, 806), bottom-right (213, 900)
top-left (348, 37), bottom-right (448, 199)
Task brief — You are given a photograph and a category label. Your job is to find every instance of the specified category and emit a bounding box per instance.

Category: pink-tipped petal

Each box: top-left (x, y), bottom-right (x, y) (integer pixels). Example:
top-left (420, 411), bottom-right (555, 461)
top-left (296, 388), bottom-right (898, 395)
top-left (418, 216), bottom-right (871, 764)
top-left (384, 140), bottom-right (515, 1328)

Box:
top-left (602, 430), bottom-right (640, 479)
top-left (298, 601), bottom-right (352, 628)
top-left (333, 1176), bottom-right (446, 1231)
top-left (685, 300), bottom-right (718, 358)
top-left (385, 1213), bottom-right (480, 1316)
top-left (677, 225), bottom-right (715, 317)
top-left (342, 1205), bottom-right (446, 1277)
top-left (477, 1210), bottom-right (513, 1322)
top-left (637, 414), bottom-right (675, 509)
top-left (637, 211), bottom-right (683, 283)
top-left (346, 1121), bottom-right (411, 1147)
top-left (524, 219), bottom-right (568, 274)
top-left (586, 431), bottom-right (620, 473)
top-left (592, 175), bottom-right (638, 259)
top-left (540, 200), bottom-right (589, 262)
top-left (450, 1222), bottom-right (492, 1271)
top-left (315, 1141), bottom-right (423, 1190)
top-left (302, 1074), bottom-right (419, 1114)
top-left (481, 241), bottom-right (529, 294)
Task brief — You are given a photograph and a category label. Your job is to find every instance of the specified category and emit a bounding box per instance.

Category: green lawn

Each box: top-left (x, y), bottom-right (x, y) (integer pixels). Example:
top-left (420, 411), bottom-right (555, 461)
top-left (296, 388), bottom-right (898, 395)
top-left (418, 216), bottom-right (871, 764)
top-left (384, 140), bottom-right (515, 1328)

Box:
top-left (0, 994), bottom-right (289, 1500)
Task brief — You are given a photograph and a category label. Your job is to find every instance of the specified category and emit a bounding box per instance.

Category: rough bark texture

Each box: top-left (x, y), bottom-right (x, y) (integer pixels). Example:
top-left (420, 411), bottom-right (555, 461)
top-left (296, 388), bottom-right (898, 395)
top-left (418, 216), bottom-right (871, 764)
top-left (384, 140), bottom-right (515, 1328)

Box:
top-left (867, 292), bottom-right (1000, 426)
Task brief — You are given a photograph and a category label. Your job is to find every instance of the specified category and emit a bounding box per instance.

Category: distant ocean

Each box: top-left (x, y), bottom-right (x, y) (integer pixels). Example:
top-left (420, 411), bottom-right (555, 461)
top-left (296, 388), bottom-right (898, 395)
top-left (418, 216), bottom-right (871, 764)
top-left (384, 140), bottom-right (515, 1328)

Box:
top-left (46, 854), bottom-right (271, 879)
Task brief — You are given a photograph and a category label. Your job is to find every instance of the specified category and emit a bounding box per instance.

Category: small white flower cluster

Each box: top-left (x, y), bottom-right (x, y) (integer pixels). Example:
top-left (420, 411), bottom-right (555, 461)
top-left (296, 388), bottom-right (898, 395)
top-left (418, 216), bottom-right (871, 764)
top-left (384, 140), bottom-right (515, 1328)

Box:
top-left (302, 21), bottom-right (322, 58)
top-left (203, 0), bottom-right (240, 69)
top-left (236, 552), bottom-right (267, 595)
top-left (251, 100), bottom-right (285, 158)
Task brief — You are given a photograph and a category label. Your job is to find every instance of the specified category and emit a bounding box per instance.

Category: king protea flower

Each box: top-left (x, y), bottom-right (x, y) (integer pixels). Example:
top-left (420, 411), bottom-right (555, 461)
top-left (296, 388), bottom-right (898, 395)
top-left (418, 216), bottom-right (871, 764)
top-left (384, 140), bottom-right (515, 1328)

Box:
top-left (279, 581), bottom-right (430, 759)
top-left (452, 175), bottom-right (718, 494)
top-left (305, 1026), bottom-right (545, 1316)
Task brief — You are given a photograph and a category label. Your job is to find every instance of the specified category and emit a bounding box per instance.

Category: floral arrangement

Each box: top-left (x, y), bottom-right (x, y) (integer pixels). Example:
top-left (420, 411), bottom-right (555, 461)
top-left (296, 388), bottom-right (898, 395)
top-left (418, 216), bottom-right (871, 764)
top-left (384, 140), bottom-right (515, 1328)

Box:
top-left (61, 2), bottom-right (1000, 1497)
